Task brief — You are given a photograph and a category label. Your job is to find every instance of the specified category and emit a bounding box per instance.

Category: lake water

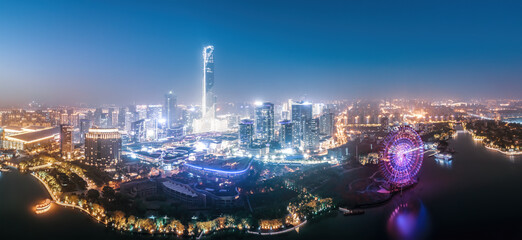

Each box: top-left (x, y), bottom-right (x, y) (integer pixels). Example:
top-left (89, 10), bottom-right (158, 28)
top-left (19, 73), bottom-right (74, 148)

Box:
top-left (1, 131), bottom-right (521, 240)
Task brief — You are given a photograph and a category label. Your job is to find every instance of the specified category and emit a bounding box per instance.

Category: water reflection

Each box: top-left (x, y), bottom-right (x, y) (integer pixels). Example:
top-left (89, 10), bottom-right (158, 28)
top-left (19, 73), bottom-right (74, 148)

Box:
top-left (435, 157), bottom-right (452, 169)
top-left (387, 197), bottom-right (431, 240)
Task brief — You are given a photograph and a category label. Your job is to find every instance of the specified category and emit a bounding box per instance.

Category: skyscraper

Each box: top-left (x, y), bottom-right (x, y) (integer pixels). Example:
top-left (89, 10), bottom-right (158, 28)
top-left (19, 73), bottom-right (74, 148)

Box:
top-left (202, 45), bottom-right (215, 119)
top-left (304, 118), bottom-right (320, 150)
top-left (85, 128), bottom-right (121, 170)
top-left (291, 101), bottom-right (313, 148)
top-left (279, 120), bottom-right (293, 149)
top-left (60, 124), bottom-right (73, 159)
top-left (117, 107), bottom-right (126, 130)
top-left (319, 112), bottom-right (335, 137)
top-left (255, 102), bottom-right (275, 142)
top-left (239, 119), bottom-right (254, 148)
top-left (164, 91), bottom-right (177, 129)
top-left (79, 119), bottom-right (92, 144)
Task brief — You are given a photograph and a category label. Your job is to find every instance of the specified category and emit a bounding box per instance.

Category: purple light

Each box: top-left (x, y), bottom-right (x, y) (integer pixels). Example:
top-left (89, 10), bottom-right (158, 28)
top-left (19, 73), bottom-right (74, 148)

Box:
top-left (380, 126), bottom-right (424, 186)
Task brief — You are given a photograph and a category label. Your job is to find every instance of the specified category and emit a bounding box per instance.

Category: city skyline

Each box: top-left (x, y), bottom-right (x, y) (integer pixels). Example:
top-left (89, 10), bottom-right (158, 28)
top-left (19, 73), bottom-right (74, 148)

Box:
top-left (1, 0), bottom-right (522, 107)
top-left (0, 2), bottom-right (521, 239)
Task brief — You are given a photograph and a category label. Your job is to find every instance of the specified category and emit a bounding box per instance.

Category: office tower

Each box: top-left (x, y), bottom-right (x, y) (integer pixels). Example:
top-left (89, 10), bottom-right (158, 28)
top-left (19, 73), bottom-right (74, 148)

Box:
top-left (291, 101), bottom-right (313, 148)
top-left (147, 105), bottom-right (162, 120)
top-left (60, 124), bottom-right (73, 159)
top-left (136, 105), bottom-right (147, 120)
top-left (164, 91), bottom-right (177, 129)
top-left (319, 112), bottom-right (335, 137)
top-left (255, 102), bottom-right (275, 142)
top-left (131, 119), bottom-right (146, 143)
top-left (111, 109), bottom-right (118, 127)
top-left (239, 119), bottom-right (254, 148)
top-left (279, 120), bottom-right (293, 149)
top-left (94, 108), bottom-right (102, 126)
top-left (304, 118), bottom-right (320, 150)
top-left (85, 128), bottom-right (121, 169)
top-left (107, 108), bottom-right (114, 127)
top-left (202, 45), bottom-right (215, 118)
top-left (79, 119), bottom-right (92, 144)
top-left (117, 107), bottom-right (126, 130)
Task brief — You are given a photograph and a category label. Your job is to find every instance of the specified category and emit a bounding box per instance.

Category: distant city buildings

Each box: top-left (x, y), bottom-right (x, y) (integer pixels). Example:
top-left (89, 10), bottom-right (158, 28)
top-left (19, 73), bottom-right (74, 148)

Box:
top-left (164, 91), bottom-right (177, 129)
top-left (84, 128), bottom-right (121, 170)
top-left (79, 119), bottom-right (92, 144)
top-left (60, 124), bottom-right (73, 159)
top-left (279, 119), bottom-right (293, 149)
top-left (239, 119), bottom-right (254, 148)
top-left (291, 101), bottom-right (313, 149)
top-left (255, 102), bottom-right (275, 142)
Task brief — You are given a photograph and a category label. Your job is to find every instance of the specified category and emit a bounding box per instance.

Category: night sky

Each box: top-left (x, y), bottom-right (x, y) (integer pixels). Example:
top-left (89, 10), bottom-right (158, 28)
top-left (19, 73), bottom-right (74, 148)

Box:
top-left (0, 0), bottom-right (521, 106)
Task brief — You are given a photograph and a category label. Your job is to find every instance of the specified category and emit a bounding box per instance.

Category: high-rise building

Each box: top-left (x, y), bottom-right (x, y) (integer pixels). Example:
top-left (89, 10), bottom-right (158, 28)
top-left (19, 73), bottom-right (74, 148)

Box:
top-left (131, 119), bottom-right (146, 143)
top-left (107, 108), bottom-right (115, 127)
top-left (255, 102), bottom-right (275, 142)
top-left (79, 119), bottom-right (92, 144)
top-left (202, 45), bottom-right (215, 119)
top-left (278, 120), bottom-right (293, 149)
top-left (117, 107), bottom-right (126, 130)
top-left (291, 101), bottom-right (313, 148)
top-left (164, 91), bottom-right (177, 129)
top-left (60, 124), bottom-right (73, 159)
top-left (85, 128), bottom-right (121, 169)
top-left (304, 118), bottom-right (320, 150)
top-left (94, 108), bottom-right (102, 126)
top-left (239, 119), bottom-right (254, 148)
top-left (319, 112), bottom-right (335, 137)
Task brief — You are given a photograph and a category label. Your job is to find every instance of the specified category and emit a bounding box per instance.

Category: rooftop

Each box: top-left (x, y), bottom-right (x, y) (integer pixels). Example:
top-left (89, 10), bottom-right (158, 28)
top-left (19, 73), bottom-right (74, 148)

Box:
top-left (5, 127), bottom-right (59, 143)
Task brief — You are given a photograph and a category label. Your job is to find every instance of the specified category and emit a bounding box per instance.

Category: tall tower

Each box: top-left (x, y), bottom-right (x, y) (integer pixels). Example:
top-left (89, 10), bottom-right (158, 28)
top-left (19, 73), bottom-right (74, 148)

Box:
top-left (202, 45), bottom-right (215, 119)
top-left (255, 102), bottom-right (275, 142)
top-left (60, 124), bottom-right (73, 159)
top-left (164, 91), bottom-right (177, 129)
top-left (291, 101), bottom-right (313, 149)
top-left (239, 119), bottom-right (254, 148)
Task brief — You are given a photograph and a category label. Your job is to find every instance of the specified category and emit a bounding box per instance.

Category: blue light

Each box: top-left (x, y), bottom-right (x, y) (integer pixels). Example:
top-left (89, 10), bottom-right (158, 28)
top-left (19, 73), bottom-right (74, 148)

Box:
top-left (184, 159), bottom-right (253, 175)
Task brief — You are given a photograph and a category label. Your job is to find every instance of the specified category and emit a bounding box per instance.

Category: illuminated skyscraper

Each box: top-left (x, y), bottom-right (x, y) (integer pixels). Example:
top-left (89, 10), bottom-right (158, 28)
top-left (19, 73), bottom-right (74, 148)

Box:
top-left (304, 118), bottom-right (320, 150)
top-left (202, 45), bottom-right (215, 119)
top-left (60, 124), bottom-right (73, 159)
top-left (239, 119), bottom-right (254, 148)
top-left (79, 119), bottom-right (92, 144)
top-left (279, 120), bottom-right (293, 149)
top-left (164, 91), bottom-right (177, 129)
top-left (255, 102), bottom-right (274, 142)
top-left (291, 101), bottom-right (313, 148)
top-left (319, 112), bottom-right (335, 137)
top-left (85, 128), bottom-right (121, 169)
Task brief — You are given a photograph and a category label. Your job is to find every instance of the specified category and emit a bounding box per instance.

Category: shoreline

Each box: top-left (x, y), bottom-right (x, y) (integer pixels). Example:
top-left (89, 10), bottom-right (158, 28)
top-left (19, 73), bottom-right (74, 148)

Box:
top-left (464, 130), bottom-right (521, 156)
top-left (30, 172), bottom-right (107, 225)
top-left (27, 170), bottom-right (314, 238)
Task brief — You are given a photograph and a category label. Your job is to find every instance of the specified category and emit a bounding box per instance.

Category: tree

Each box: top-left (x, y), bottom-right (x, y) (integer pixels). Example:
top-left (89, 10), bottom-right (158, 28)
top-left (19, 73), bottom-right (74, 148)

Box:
top-left (167, 219), bottom-right (185, 235)
top-left (87, 189), bottom-right (100, 201)
top-left (69, 194), bottom-right (79, 205)
top-left (102, 186), bottom-right (116, 200)
top-left (112, 210), bottom-right (126, 229)
top-left (127, 215), bottom-right (136, 229)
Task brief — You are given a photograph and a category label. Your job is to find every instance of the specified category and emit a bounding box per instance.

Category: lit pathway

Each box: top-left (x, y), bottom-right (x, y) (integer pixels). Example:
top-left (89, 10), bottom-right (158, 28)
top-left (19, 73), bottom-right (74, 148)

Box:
top-left (246, 220), bottom-right (307, 235)
top-left (31, 172), bottom-right (106, 224)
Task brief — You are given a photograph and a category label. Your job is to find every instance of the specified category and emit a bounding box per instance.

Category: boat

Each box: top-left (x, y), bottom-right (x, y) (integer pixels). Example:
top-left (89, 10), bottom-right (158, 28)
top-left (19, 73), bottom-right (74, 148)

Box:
top-left (434, 152), bottom-right (453, 161)
top-left (339, 207), bottom-right (365, 216)
top-left (35, 199), bottom-right (52, 214)
top-left (0, 165), bottom-right (10, 172)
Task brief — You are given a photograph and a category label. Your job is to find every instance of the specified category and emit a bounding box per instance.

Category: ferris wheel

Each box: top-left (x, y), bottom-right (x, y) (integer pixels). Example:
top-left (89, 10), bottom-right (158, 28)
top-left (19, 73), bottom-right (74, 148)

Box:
top-left (380, 125), bottom-right (424, 187)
